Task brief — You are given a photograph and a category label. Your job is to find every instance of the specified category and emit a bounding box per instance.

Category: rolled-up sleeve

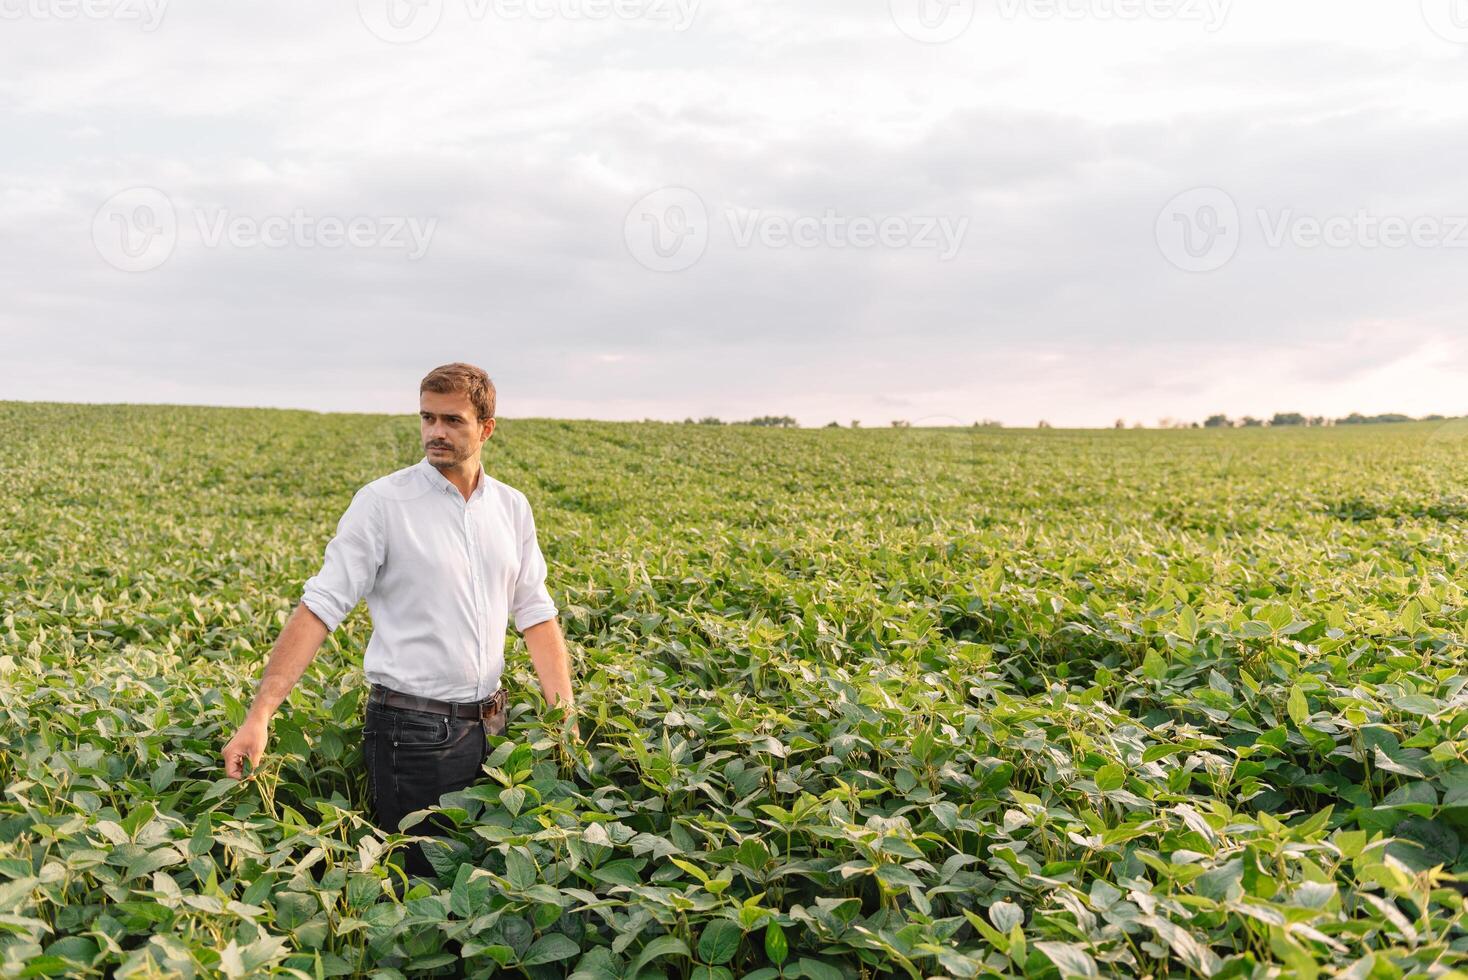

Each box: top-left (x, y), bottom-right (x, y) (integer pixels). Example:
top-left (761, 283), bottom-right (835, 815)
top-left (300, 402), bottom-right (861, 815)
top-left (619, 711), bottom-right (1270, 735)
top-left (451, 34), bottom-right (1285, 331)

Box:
top-left (300, 487), bottom-right (384, 633)
top-left (510, 498), bottom-right (558, 633)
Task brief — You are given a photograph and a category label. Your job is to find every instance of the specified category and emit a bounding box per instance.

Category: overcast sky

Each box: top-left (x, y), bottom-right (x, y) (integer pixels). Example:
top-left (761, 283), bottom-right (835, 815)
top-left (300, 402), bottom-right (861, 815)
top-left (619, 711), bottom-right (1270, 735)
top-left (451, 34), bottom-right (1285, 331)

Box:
top-left (3, 0), bottom-right (1467, 427)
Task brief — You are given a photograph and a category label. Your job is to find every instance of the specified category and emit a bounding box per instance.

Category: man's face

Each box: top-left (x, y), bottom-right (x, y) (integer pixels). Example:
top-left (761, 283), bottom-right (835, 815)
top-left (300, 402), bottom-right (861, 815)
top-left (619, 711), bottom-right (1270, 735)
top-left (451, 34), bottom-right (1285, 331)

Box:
top-left (420, 390), bottom-right (494, 468)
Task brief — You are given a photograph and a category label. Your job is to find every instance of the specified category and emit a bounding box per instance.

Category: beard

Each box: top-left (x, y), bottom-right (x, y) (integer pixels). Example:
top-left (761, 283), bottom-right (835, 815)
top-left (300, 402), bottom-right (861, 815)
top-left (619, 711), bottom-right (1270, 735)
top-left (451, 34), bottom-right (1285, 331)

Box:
top-left (425, 443), bottom-right (468, 467)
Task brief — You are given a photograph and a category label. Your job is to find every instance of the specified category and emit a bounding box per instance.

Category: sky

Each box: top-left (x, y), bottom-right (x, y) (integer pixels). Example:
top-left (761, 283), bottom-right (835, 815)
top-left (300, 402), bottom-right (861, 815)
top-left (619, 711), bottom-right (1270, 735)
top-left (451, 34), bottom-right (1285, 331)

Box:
top-left (2, 0), bottom-right (1467, 427)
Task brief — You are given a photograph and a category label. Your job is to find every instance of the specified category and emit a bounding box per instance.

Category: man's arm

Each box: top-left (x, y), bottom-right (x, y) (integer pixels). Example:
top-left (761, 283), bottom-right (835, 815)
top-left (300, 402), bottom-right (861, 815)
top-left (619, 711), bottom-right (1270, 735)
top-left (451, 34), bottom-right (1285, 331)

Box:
top-left (222, 601), bottom-right (329, 778)
top-left (223, 485), bottom-right (382, 778)
top-left (510, 494), bottom-right (576, 736)
top-left (523, 617), bottom-right (579, 739)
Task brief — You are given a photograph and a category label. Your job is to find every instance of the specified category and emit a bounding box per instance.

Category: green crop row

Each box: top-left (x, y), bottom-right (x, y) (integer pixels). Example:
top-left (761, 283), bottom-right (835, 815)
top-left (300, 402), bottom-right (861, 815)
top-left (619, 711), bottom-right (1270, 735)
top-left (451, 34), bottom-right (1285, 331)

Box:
top-left (1, 403), bottom-right (1464, 978)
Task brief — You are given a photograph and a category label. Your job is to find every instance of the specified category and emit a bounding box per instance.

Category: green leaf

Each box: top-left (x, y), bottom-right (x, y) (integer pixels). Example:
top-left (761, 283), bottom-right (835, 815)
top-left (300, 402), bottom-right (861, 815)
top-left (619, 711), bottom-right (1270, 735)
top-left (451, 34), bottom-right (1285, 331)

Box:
top-left (500, 786), bottom-right (526, 817)
top-left (20, 956), bottom-right (74, 977)
top-left (1195, 859), bottom-right (1244, 904)
top-left (875, 862), bottom-right (922, 888)
top-left (1386, 817), bottom-right (1461, 872)
top-left (1394, 694), bottom-right (1443, 717)
top-left (763, 922), bottom-right (788, 966)
top-left (795, 957), bottom-right (845, 980)
top-left (1399, 599), bottom-right (1422, 634)
top-left (1287, 686), bottom-right (1309, 727)
top-left (989, 900), bottom-right (1024, 933)
top-left (1035, 941), bottom-right (1099, 978)
top-left (629, 935), bottom-right (690, 977)
top-left (690, 967), bottom-right (734, 980)
top-left (1008, 923), bottom-right (1026, 965)
top-left (149, 760), bottom-right (177, 794)
top-left (272, 892), bottom-right (316, 932)
top-left (1177, 605), bottom-right (1199, 642)
top-left (188, 816), bottom-right (215, 857)
top-left (1149, 917), bottom-right (1220, 977)
top-left (1142, 743), bottom-right (1188, 764)
top-left (591, 859), bottom-right (645, 887)
top-left (505, 848), bottom-right (537, 891)
top-left (521, 934), bottom-right (580, 967)
top-left (566, 947), bottom-right (621, 980)
top-left (696, 920), bottom-right (742, 965)
top-left (485, 741), bottom-right (516, 769)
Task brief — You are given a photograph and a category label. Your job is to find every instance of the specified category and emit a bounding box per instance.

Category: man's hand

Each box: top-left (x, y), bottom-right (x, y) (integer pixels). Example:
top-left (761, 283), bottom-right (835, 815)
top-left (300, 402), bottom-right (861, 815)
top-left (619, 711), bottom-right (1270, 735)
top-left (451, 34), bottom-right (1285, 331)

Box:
top-left (523, 617), bottom-right (578, 736)
top-left (222, 602), bottom-right (329, 779)
top-left (561, 705), bottom-right (583, 743)
top-left (223, 717), bottom-right (269, 779)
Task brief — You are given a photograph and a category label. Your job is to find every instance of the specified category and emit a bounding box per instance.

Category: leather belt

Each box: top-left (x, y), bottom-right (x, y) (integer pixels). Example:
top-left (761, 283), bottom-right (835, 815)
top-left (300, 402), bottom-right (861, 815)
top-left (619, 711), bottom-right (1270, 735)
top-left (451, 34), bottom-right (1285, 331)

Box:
top-left (368, 682), bottom-right (506, 722)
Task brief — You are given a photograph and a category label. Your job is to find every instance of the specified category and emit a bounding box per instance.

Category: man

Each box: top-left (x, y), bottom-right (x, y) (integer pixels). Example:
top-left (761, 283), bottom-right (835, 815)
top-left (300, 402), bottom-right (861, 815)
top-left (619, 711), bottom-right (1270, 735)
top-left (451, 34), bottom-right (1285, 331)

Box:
top-left (221, 362), bottom-right (578, 878)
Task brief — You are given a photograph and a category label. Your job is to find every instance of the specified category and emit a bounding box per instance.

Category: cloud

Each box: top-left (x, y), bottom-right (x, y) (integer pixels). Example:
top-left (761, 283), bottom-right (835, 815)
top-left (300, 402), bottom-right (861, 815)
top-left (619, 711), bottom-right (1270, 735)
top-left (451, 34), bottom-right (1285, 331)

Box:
top-left (1, 0), bottom-right (1466, 424)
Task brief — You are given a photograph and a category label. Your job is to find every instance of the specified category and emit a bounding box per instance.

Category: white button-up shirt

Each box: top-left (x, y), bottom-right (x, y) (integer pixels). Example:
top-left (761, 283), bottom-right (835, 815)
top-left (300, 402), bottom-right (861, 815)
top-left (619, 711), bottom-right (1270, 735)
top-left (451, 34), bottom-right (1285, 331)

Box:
top-left (300, 456), bottom-right (558, 703)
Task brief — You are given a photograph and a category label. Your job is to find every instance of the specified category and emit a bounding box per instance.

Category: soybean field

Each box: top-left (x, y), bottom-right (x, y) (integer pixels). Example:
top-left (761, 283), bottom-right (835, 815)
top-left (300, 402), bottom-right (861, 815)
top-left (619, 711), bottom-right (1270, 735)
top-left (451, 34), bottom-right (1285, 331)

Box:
top-left (2, 402), bottom-right (1466, 979)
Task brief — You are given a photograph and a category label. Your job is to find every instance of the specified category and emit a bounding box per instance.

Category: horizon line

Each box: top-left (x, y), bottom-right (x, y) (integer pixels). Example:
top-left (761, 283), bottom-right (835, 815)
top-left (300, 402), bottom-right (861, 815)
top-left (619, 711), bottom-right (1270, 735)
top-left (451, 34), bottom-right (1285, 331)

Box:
top-left (2, 398), bottom-right (1463, 431)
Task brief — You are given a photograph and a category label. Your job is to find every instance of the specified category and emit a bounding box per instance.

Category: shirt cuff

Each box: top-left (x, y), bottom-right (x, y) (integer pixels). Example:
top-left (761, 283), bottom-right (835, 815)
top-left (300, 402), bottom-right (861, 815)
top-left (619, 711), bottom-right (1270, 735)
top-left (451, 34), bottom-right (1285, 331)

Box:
top-left (513, 603), bottom-right (558, 633)
top-left (300, 590), bottom-right (346, 633)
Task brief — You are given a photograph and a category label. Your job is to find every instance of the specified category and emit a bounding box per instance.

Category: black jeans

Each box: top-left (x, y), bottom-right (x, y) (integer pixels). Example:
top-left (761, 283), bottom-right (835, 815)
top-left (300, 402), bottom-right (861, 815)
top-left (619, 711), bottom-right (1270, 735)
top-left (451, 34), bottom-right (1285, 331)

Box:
top-left (362, 701), bottom-right (494, 878)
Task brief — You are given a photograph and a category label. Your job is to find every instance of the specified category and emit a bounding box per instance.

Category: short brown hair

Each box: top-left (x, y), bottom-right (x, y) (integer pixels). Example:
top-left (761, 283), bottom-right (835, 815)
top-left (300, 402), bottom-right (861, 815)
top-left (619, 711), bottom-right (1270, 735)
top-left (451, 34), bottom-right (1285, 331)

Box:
top-left (420, 363), bottom-right (496, 422)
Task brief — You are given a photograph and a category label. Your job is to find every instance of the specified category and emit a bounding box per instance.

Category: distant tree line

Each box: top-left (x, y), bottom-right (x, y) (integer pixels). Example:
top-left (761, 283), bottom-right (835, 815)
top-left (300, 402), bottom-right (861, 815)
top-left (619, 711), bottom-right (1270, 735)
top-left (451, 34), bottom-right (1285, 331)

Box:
top-left (682, 417), bottom-right (1014, 429)
top-left (674, 411), bottom-right (1458, 430)
top-left (682, 415), bottom-right (798, 427)
top-left (1200, 412), bottom-right (1451, 428)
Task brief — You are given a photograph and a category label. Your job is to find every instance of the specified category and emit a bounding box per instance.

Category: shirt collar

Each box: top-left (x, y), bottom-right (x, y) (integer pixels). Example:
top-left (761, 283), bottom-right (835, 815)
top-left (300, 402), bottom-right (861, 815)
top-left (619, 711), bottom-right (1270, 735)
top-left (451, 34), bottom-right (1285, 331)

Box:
top-left (417, 456), bottom-right (487, 500)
